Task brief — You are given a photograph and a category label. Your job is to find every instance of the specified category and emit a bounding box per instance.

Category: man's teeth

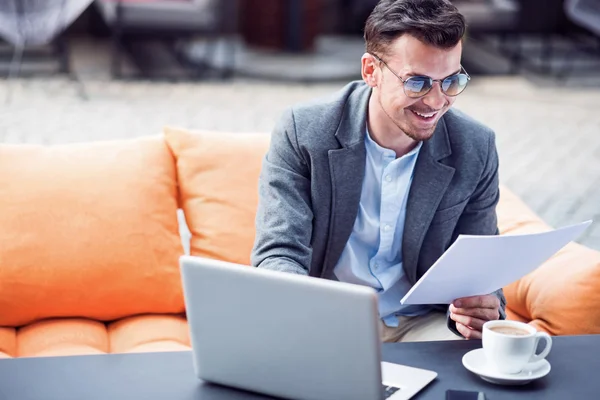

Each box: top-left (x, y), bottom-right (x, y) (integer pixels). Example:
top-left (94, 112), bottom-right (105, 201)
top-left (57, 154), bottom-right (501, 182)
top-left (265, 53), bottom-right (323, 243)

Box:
top-left (414, 111), bottom-right (436, 118)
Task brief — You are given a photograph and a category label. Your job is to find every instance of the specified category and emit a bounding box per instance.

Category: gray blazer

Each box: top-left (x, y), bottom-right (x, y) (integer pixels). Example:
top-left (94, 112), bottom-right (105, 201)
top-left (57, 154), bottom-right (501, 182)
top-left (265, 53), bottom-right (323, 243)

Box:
top-left (251, 81), bottom-right (506, 336)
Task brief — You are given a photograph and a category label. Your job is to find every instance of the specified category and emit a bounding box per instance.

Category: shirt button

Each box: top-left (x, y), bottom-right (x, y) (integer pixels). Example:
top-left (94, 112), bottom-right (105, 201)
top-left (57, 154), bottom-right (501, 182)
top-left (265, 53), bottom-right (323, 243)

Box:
top-left (385, 175), bottom-right (392, 182)
top-left (384, 224), bottom-right (391, 232)
top-left (374, 262), bottom-right (379, 270)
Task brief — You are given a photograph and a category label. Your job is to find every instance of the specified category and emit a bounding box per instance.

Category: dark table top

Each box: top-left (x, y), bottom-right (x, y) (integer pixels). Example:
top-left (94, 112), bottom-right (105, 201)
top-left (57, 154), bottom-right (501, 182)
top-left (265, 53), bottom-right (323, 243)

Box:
top-left (0, 335), bottom-right (598, 400)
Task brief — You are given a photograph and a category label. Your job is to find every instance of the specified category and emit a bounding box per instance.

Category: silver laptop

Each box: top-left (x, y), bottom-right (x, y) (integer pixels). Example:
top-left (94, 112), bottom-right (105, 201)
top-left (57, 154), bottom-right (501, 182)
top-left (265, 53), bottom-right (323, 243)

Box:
top-left (180, 255), bottom-right (437, 400)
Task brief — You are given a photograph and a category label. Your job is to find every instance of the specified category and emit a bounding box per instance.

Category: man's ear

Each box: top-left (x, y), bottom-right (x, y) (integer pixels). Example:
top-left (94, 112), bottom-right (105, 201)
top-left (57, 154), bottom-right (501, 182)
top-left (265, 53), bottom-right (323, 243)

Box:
top-left (361, 53), bottom-right (379, 88)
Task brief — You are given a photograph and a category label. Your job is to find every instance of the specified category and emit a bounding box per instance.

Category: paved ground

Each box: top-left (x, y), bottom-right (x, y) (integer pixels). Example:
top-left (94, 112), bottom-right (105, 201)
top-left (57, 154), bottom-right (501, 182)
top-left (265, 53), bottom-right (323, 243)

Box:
top-left (0, 38), bottom-right (598, 251)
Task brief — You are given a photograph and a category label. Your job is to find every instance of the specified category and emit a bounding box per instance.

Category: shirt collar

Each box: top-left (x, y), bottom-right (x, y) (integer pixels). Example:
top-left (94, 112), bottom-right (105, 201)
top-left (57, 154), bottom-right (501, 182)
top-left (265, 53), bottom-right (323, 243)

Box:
top-left (365, 126), bottom-right (423, 159)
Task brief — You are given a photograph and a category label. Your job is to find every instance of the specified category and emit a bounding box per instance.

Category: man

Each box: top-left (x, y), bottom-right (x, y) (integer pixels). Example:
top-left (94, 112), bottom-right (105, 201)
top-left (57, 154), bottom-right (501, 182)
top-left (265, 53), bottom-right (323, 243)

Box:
top-left (251, 0), bottom-right (506, 342)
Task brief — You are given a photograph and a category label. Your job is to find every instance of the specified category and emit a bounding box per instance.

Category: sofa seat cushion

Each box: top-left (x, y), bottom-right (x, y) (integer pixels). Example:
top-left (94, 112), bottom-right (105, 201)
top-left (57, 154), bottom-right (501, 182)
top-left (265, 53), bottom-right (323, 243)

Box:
top-left (108, 314), bottom-right (190, 353)
top-left (0, 136), bottom-right (185, 327)
top-left (17, 319), bottom-right (109, 358)
top-left (498, 185), bottom-right (600, 335)
top-left (164, 127), bottom-right (270, 265)
top-left (124, 340), bottom-right (191, 353)
top-left (0, 328), bottom-right (16, 358)
top-left (4, 315), bottom-right (192, 358)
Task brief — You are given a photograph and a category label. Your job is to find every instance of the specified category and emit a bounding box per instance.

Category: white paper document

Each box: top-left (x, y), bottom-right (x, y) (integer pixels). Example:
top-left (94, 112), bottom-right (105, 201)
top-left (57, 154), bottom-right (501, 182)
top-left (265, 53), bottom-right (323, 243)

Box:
top-left (400, 220), bottom-right (592, 305)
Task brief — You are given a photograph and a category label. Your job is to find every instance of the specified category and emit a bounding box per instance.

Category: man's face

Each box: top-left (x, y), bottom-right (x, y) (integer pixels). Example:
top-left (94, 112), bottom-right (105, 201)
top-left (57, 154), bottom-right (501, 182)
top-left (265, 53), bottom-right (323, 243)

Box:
top-left (369, 35), bottom-right (463, 141)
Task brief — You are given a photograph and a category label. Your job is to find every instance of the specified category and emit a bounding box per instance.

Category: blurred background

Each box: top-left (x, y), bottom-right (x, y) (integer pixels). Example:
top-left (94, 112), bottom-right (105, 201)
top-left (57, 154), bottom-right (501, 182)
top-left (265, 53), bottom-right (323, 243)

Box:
top-left (0, 0), bottom-right (598, 249)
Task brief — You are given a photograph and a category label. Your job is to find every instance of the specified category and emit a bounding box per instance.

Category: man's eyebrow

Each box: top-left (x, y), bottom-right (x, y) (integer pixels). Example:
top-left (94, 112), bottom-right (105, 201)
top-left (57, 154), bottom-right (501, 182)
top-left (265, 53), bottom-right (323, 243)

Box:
top-left (405, 68), bottom-right (462, 78)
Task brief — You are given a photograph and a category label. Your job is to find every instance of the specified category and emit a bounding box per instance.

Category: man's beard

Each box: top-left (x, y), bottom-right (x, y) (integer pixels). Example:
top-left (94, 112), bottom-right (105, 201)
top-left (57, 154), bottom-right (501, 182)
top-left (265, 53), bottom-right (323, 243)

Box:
top-left (378, 95), bottom-right (440, 142)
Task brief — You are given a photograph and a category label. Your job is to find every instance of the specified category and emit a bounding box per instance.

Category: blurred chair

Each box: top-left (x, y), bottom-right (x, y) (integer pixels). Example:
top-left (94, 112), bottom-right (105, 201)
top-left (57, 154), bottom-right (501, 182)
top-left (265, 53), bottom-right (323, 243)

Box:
top-left (454, 0), bottom-right (520, 34)
top-left (454, 0), bottom-right (575, 75)
top-left (488, 0), bottom-right (599, 77)
top-left (559, 0), bottom-right (600, 77)
top-left (452, 0), bottom-right (521, 73)
top-left (95, 0), bottom-right (238, 79)
top-left (0, 0), bottom-right (92, 102)
top-left (565, 0), bottom-right (600, 37)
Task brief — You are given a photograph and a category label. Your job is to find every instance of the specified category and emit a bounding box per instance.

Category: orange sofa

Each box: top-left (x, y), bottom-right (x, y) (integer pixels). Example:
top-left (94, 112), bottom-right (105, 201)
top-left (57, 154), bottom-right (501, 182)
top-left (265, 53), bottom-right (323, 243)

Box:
top-left (0, 128), bottom-right (598, 359)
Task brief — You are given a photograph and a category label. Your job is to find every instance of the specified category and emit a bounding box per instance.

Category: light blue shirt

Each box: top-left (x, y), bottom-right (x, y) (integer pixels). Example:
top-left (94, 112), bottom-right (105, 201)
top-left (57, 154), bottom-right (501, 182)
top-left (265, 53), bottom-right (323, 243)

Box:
top-left (333, 128), bottom-right (432, 327)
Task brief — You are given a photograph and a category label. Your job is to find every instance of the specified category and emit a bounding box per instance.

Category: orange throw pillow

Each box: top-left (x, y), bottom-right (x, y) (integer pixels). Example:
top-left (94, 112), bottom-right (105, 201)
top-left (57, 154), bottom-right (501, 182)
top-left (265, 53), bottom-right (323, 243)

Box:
top-left (0, 136), bottom-right (185, 327)
top-left (498, 185), bottom-right (600, 335)
top-left (164, 127), bottom-right (270, 265)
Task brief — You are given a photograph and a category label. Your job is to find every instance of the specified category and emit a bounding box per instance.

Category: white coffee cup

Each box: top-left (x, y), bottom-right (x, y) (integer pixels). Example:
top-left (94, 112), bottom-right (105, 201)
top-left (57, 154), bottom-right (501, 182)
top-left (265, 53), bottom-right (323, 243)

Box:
top-left (482, 320), bottom-right (552, 375)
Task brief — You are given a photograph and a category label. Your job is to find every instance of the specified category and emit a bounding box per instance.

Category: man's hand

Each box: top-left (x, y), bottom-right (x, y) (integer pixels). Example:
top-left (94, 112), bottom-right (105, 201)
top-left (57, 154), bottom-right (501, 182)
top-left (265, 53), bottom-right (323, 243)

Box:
top-left (449, 295), bottom-right (500, 339)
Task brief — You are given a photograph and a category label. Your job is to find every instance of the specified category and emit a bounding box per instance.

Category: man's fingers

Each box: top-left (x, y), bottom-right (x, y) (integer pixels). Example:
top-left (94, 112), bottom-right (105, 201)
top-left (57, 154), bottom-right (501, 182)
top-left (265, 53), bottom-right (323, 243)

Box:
top-left (455, 322), bottom-right (482, 340)
top-left (451, 312), bottom-right (487, 331)
top-left (449, 304), bottom-right (499, 321)
top-left (453, 294), bottom-right (500, 310)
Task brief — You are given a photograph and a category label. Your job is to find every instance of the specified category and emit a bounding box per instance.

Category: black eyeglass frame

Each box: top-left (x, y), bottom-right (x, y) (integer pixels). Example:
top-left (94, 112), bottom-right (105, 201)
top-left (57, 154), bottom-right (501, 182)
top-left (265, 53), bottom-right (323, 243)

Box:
top-left (370, 53), bottom-right (471, 98)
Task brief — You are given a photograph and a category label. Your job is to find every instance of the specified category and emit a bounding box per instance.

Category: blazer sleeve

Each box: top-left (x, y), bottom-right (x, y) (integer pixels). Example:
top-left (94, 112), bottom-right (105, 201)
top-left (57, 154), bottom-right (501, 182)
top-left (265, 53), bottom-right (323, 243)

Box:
top-left (446, 131), bottom-right (507, 337)
top-left (250, 108), bottom-right (313, 276)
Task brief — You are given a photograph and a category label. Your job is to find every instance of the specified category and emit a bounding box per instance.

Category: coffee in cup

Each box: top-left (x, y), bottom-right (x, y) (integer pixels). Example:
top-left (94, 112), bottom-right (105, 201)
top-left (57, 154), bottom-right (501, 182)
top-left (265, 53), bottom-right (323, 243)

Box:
top-left (487, 326), bottom-right (530, 336)
top-left (482, 320), bottom-right (552, 375)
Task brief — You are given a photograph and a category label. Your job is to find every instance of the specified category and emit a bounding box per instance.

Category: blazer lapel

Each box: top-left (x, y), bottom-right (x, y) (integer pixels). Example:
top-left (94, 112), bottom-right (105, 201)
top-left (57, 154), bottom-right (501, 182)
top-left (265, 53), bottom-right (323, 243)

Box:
top-left (402, 118), bottom-right (455, 284)
top-left (320, 85), bottom-right (371, 279)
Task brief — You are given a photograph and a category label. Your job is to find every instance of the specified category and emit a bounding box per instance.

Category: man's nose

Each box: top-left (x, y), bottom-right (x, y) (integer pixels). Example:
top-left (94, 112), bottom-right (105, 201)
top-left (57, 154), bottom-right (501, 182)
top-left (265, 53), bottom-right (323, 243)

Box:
top-left (422, 82), bottom-right (447, 110)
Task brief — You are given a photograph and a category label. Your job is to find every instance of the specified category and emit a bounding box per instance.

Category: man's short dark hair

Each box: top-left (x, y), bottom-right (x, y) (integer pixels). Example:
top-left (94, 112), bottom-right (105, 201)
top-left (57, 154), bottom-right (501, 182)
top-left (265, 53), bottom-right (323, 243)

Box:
top-left (364, 0), bottom-right (466, 56)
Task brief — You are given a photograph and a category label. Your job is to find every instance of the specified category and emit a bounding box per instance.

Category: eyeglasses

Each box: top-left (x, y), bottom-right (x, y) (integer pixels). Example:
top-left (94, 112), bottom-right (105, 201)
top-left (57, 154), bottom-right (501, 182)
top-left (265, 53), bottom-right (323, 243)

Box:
top-left (371, 53), bottom-right (471, 98)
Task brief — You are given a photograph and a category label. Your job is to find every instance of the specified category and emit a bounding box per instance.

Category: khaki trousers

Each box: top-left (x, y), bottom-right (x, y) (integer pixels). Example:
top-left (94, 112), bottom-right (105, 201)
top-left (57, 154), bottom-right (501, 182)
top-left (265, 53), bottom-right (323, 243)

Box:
top-left (380, 311), bottom-right (464, 343)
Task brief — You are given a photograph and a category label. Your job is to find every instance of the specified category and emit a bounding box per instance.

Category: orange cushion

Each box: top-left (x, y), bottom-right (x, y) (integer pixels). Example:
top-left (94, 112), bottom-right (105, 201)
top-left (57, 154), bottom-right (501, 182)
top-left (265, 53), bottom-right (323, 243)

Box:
top-left (505, 308), bottom-right (528, 323)
top-left (108, 314), bottom-right (190, 353)
top-left (17, 319), bottom-right (109, 358)
top-left (164, 127), bottom-right (270, 265)
top-left (124, 341), bottom-right (191, 353)
top-left (0, 136), bottom-right (185, 327)
top-left (497, 185), bottom-right (551, 235)
top-left (498, 185), bottom-right (600, 335)
top-left (0, 327), bottom-right (16, 358)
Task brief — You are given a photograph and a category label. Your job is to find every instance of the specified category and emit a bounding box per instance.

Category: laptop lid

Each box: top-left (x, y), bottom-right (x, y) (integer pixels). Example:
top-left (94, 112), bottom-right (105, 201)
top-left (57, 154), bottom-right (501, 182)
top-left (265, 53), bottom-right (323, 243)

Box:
top-left (180, 255), bottom-right (383, 400)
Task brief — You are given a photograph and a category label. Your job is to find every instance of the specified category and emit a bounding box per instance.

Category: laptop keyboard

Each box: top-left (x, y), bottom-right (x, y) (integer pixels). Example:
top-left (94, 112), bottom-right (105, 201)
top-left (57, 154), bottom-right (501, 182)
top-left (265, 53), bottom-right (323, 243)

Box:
top-left (383, 384), bottom-right (401, 398)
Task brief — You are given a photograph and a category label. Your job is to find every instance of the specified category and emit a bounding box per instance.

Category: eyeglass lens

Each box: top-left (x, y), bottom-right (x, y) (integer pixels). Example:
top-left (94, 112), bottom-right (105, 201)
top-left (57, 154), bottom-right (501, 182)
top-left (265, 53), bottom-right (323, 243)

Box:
top-left (404, 74), bottom-right (469, 98)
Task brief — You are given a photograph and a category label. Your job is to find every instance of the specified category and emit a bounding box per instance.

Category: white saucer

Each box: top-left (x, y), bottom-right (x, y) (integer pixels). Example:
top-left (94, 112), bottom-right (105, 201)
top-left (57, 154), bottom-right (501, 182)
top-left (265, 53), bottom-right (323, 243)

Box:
top-left (462, 348), bottom-right (551, 386)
